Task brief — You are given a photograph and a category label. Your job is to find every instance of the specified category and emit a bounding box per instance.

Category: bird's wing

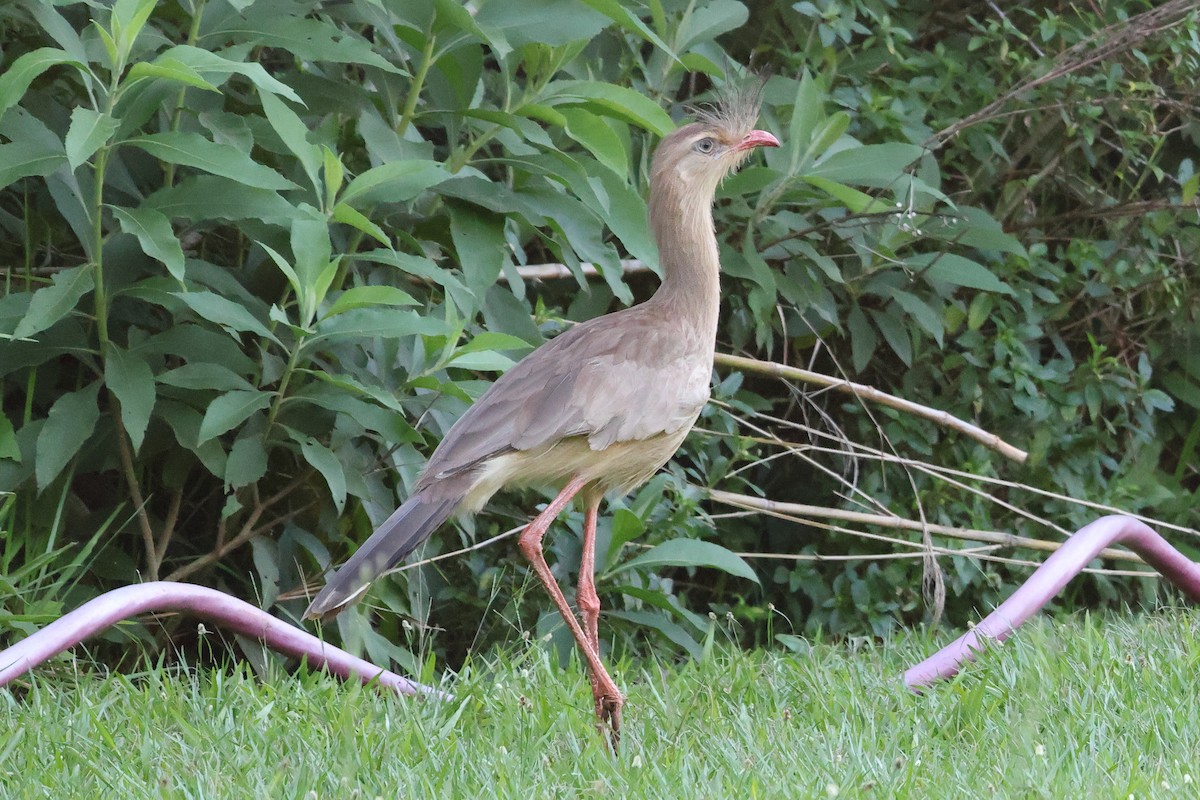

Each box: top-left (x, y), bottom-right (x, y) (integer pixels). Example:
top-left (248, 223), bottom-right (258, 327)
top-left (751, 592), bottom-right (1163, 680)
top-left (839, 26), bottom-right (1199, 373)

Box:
top-left (421, 308), bottom-right (710, 483)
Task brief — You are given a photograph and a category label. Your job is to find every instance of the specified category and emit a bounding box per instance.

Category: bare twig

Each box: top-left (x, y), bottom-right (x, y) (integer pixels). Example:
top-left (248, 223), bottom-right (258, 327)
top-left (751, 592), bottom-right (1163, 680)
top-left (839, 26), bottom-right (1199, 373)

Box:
top-left (706, 487), bottom-right (1145, 565)
top-left (501, 259), bottom-right (652, 282)
top-left (112, 410), bottom-right (160, 580)
top-left (712, 351), bottom-right (1029, 463)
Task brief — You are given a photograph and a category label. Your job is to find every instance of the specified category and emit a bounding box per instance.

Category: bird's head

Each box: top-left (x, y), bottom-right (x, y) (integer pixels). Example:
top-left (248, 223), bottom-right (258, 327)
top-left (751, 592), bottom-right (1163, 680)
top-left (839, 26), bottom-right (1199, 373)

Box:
top-left (652, 80), bottom-right (780, 197)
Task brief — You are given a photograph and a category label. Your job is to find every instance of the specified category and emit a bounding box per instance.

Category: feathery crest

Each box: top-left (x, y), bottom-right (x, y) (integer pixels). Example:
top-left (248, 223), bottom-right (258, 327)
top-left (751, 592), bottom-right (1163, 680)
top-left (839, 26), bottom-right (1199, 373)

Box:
top-left (689, 72), bottom-right (768, 137)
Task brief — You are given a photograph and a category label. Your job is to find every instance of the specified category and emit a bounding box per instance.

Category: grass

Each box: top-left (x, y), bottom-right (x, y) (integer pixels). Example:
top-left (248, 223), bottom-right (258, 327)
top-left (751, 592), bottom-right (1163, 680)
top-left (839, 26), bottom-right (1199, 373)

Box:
top-left (1, 611), bottom-right (1198, 799)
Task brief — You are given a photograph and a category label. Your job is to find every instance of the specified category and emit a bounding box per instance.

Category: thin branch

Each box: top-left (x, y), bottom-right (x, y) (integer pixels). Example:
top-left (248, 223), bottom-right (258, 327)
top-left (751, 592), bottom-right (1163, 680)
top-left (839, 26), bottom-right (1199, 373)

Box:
top-left (277, 524), bottom-right (526, 604)
top-left (113, 411), bottom-right (160, 580)
top-left (712, 351), bottom-right (1029, 463)
top-left (155, 487), bottom-right (183, 567)
top-left (501, 259), bottom-right (652, 283)
top-left (706, 487), bottom-right (1145, 565)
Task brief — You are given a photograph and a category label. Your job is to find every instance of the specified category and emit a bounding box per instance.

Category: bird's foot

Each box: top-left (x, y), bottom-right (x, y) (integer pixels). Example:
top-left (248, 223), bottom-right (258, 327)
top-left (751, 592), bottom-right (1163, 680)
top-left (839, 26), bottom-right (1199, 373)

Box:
top-left (593, 686), bottom-right (624, 753)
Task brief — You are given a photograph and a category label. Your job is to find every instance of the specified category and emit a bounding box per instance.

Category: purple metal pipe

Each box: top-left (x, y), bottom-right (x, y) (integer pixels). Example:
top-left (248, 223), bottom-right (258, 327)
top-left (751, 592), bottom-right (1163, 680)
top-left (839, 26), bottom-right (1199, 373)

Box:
top-left (905, 515), bottom-right (1200, 689)
top-left (0, 581), bottom-right (445, 698)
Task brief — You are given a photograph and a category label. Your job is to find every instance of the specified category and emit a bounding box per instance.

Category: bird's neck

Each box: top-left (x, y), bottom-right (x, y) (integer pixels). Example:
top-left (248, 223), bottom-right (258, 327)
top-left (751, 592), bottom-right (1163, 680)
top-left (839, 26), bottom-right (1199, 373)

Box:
top-left (646, 182), bottom-right (722, 342)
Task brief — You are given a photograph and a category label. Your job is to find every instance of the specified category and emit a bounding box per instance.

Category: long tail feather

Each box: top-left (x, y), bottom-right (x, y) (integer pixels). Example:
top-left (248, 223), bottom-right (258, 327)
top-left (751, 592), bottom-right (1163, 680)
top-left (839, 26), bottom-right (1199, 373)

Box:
top-left (304, 491), bottom-right (459, 620)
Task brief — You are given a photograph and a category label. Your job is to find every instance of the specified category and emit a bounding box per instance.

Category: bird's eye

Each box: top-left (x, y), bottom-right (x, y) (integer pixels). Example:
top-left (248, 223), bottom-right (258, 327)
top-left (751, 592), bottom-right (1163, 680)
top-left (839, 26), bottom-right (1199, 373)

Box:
top-left (694, 137), bottom-right (716, 154)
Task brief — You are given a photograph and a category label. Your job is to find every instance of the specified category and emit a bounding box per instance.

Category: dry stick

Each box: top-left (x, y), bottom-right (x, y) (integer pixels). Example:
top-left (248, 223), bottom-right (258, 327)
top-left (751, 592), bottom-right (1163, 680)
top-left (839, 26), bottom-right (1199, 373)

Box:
top-left (710, 413), bottom-right (1198, 538)
top-left (155, 488), bottom-right (184, 568)
top-left (113, 413), bottom-right (161, 581)
top-left (501, 259), bottom-right (652, 282)
top-left (706, 488), bottom-right (1145, 566)
top-left (0, 583), bottom-right (446, 698)
top-left (713, 352), bottom-right (1028, 463)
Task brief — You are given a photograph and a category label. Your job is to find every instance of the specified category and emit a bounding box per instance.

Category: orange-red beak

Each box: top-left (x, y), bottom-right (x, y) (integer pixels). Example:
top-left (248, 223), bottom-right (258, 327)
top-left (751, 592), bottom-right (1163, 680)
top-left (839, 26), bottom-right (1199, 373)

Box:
top-left (734, 129), bottom-right (780, 152)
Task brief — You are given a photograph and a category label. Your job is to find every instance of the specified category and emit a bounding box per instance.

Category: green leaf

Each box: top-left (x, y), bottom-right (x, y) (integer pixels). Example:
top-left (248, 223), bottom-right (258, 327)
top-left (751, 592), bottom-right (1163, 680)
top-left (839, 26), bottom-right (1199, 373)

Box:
top-left (224, 15), bottom-right (404, 74)
top-left (311, 308), bottom-right (448, 343)
top-left (197, 390), bottom-right (272, 444)
top-left (577, 0), bottom-right (675, 56)
top-left (158, 363), bottom-right (254, 392)
top-left (870, 307), bottom-right (912, 366)
top-left (126, 132), bottom-right (297, 191)
top-left (126, 57), bottom-right (222, 93)
top-left (260, 92), bottom-right (322, 195)
top-left (909, 252), bottom-right (1014, 295)
top-left (0, 141), bottom-right (68, 191)
top-left (174, 291), bottom-right (279, 342)
top-left (615, 538), bottom-right (759, 585)
top-left (446, 351), bottom-right (516, 371)
top-left (322, 146), bottom-right (344, 207)
top-left (0, 414), bottom-right (21, 462)
top-left (453, 331), bottom-right (535, 356)
top-left (157, 45), bottom-right (303, 103)
top-left (474, 0), bottom-right (609, 50)
top-left (64, 108), bottom-right (119, 170)
top-left (786, 71), bottom-right (826, 166)
top-left (450, 204), bottom-right (508, 300)
top-left (588, 167), bottom-right (658, 269)
top-left (105, 344), bottom-right (156, 452)
top-left (941, 206), bottom-right (1027, 257)
top-left (808, 143), bottom-right (924, 185)
top-left (558, 108), bottom-right (628, 176)
top-left (144, 176), bottom-right (305, 225)
top-left (225, 435), bottom-right (268, 489)
top-left (331, 202), bottom-right (389, 246)
top-left (291, 431), bottom-right (346, 514)
top-left (36, 382), bottom-right (101, 491)
top-left (676, 0), bottom-right (749, 50)
top-left (967, 293), bottom-right (994, 331)
top-left (290, 219), bottom-right (333, 294)
top-left (112, 0), bottom-right (157, 59)
top-left (157, 400), bottom-right (227, 478)
top-left (0, 48), bottom-right (82, 119)
top-left (13, 266), bottom-right (94, 340)
top-left (1182, 173), bottom-right (1199, 205)
top-left (605, 609), bottom-right (702, 660)
top-left (802, 176), bottom-right (894, 215)
top-left (111, 205), bottom-right (185, 280)
top-left (891, 290), bottom-right (945, 347)
top-left (463, 108), bottom-right (554, 147)
top-left (846, 304), bottom-right (876, 374)
top-left (323, 286), bottom-right (418, 319)
top-left (339, 160), bottom-right (451, 207)
top-left (544, 80), bottom-right (674, 136)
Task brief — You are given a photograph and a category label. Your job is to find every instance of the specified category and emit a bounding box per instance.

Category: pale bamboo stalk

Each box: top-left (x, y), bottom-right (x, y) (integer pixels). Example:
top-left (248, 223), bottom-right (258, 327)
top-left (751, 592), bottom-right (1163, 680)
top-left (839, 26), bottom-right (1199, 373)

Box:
top-left (706, 487), bottom-right (1143, 565)
top-left (712, 352), bottom-right (1029, 463)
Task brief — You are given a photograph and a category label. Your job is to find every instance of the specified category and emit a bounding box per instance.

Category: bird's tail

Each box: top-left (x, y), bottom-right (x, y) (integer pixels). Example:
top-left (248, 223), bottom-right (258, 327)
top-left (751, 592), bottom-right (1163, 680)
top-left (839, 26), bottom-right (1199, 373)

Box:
top-left (303, 490), bottom-right (459, 620)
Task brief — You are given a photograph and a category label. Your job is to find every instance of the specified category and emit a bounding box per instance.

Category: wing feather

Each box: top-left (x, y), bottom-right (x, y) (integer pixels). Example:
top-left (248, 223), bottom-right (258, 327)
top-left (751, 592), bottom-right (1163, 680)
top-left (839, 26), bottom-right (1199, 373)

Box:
top-left (418, 306), bottom-right (710, 488)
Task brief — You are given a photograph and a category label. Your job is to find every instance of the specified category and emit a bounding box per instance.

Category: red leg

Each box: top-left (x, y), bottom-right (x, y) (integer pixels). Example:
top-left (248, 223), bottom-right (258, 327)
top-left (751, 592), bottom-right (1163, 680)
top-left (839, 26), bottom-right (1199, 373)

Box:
top-left (577, 498), bottom-right (602, 654)
top-left (517, 477), bottom-right (624, 749)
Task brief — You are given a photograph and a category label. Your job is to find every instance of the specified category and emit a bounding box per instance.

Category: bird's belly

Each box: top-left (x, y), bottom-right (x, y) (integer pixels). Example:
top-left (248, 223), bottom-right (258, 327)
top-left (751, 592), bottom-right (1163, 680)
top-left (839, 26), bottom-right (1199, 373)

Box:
top-left (460, 422), bottom-right (696, 513)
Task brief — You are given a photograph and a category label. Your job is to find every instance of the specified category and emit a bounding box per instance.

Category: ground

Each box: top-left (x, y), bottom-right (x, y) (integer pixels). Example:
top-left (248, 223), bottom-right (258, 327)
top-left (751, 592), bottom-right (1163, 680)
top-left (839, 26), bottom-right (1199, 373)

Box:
top-left (1, 611), bottom-right (1197, 798)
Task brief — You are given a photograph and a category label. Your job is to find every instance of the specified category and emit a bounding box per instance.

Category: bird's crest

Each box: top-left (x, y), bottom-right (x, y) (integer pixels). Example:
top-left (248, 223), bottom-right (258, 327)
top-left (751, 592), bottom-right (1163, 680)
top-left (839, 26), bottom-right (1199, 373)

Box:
top-left (689, 73), bottom-right (768, 137)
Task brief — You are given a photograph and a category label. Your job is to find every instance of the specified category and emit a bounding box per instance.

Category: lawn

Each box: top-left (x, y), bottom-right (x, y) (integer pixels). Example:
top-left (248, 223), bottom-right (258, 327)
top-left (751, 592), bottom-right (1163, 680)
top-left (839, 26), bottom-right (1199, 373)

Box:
top-left (1, 611), bottom-right (1197, 799)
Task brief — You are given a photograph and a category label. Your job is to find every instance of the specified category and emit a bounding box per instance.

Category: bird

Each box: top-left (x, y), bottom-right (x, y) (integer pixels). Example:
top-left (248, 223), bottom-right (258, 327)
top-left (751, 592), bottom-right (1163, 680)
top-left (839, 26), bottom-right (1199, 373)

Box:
top-left (304, 80), bottom-right (779, 747)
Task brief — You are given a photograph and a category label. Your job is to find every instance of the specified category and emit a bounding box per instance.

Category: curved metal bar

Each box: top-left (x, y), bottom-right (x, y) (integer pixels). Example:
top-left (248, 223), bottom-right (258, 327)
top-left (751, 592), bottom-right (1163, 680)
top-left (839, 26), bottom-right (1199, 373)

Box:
top-left (0, 582), bottom-right (446, 698)
top-left (904, 515), bottom-right (1200, 689)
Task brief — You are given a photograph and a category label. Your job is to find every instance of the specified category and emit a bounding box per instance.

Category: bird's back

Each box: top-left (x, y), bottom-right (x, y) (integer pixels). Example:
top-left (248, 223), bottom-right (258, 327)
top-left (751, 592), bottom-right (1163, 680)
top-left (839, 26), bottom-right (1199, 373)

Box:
top-left (417, 298), bottom-right (714, 510)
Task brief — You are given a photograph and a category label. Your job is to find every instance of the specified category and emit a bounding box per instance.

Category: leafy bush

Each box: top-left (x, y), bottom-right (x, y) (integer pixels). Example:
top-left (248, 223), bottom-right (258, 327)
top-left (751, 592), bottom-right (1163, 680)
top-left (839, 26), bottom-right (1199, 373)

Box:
top-left (1, 0), bottom-right (1197, 673)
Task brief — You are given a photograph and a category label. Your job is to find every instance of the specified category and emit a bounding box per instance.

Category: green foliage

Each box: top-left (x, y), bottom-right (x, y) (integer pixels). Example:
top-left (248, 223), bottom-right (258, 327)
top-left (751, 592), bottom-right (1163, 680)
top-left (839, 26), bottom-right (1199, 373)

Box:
top-left (1, 0), bottom-right (1198, 674)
